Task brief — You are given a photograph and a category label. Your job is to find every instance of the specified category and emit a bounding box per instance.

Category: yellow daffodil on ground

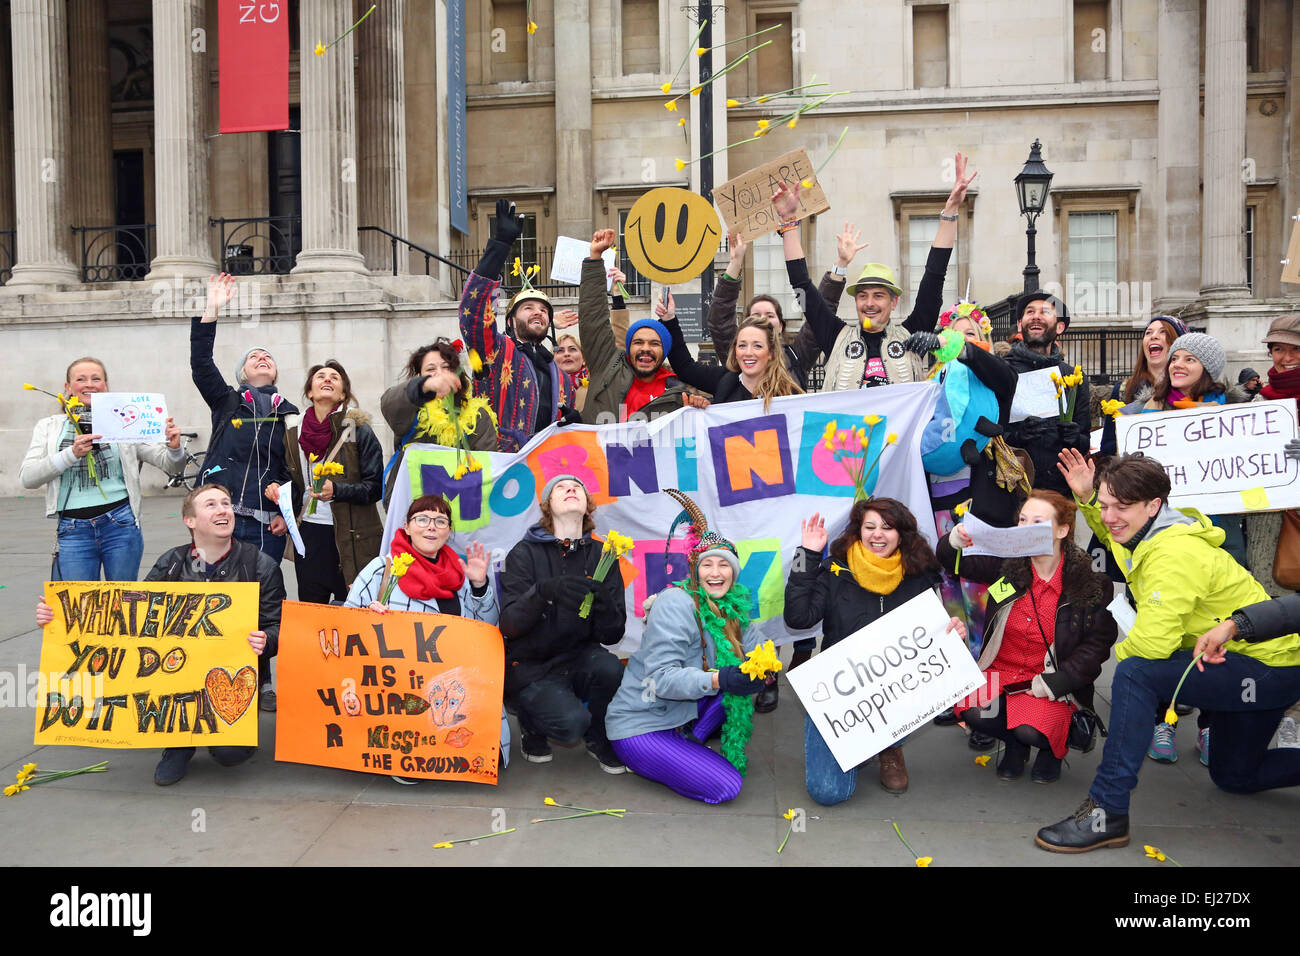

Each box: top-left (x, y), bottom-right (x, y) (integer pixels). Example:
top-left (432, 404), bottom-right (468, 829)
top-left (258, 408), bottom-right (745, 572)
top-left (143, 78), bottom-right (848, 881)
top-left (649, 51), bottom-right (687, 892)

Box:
top-left (1144, 844), bottom-right (1166, 861)
top-left (915, 856), bottom-right (933, 867)
top-left (739, 640), bottom-right (783, 680)
top-left (783, 808), bottom-right (797, 821)
top-left (544, 797), bottom-right (558, 806)
top-left (4, 784), bottom-right (29, 796)
top-left (974, 754), bottom-right (990, 766)
top-left (432, 842), bottom-right (453, 849)
top-left (777, 808), bottom-right (800, 853)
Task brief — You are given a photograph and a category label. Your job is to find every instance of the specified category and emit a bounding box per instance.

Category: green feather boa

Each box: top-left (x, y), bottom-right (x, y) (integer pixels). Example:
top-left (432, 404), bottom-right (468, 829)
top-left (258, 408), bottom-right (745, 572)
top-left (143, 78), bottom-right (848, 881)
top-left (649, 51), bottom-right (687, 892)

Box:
top-left (678, 579), bottom-right (755, 775)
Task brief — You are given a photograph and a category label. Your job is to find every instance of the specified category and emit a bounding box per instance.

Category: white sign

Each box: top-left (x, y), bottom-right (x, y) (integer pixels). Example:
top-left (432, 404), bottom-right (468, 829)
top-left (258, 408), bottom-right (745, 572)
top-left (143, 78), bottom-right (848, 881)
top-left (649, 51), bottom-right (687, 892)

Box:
top-left (961, 510), bottom-right (1054, 558)
top-left (787, 590), bottom-right (984, 772)
top-left (1114, 399), bottom-right (1300, 514)
top-left (1009, 368), bottom-right (1061, 423)
top-left (277, 489), bottom-right (306, 558)
top-left (550, 236), bottom-right (617, 289)
top-left (90, 393), bottom-right (167, 443)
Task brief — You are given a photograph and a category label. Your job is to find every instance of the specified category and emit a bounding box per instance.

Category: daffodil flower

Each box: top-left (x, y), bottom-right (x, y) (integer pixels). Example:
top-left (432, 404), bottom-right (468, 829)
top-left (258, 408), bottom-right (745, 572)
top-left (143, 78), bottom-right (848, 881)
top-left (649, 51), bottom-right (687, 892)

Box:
top-left (787, 117), bottom-right (798, 129)
top-left (865, 414), bottom-right (882, 426)
top-left (783, 808), bottom-right (797, 820)
top-left (661, 82), bottom-right (672, 94)
top-left (674, 159), bottom-right (686, 172)
top-left (915, 856), bottom-right (933, 867)
top-left (544, 797), bottom-right (558, 806)
top-left (726, 98), bottom-right (740, 107)
top-left (757, 119), bottom-right (770, 130)
top-left (886, 433), bottom-right (898, 445)
top-left (665, 100), bottom-right (678, 112)
top-left (974, 754), bottom-right (990, 766)
top-left (696, 46), bottom-right (708, 56)
top-left (1144, 844), bottom-right (1166, 861)
top-left (314, 42), bottom-right (326, 56)
top-left (1165, 708), bottom-right (1179, 726)
top-left (527, 20), bottom-right (538, 34)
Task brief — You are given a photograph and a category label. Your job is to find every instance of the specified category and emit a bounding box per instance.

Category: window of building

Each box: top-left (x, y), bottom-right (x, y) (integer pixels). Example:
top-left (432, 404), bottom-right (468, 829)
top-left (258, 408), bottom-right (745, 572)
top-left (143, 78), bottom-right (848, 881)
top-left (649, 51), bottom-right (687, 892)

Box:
top-left (1246, 0), bottom-right (1260, 72)
top-left (1067, 211), bottom-right (1118, 288)
top-left (491, 0), bottom-right (528, 82)
top-left (912, 5), bottom-right (949, 89)
top-left (488, 211), bottom-right (539, 273)
top-left (621, 0), bottom-right (660, 75)
top-left (1053, 189), bottom-right (1138, 319)
top-left (905, 216), bottom-right (958, 309)
top-left (1073, 0), bottom-right (1108, 82)
top-left (617, 208), bottom-right (652, 298)
top-left (1245, 204), bottom-right (1256, 295)
top-left (754, 12), bottom-right (794, 94)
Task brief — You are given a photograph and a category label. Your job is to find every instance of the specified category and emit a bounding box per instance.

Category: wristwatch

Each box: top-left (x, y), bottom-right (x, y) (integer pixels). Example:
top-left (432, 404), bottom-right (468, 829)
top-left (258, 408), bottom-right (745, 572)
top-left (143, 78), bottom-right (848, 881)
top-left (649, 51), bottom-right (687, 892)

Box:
top-left (939, 212), bottom-right (959, 222)
top-left (831, 264), bottom-right (848, 277)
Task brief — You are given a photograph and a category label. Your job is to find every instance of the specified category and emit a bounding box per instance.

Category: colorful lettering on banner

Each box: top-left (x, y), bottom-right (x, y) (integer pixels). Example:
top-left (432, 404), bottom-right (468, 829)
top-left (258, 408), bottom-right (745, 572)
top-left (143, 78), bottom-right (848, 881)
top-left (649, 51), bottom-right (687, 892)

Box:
top-left (709, 413), bottom-right (795, 506)
top-left (737, 538), bottom-right (783, 621)
top-left (606, 439), bottom-right (660, 497)
top-left (793, 410), bottom-right (891, 497)
top-left (526, 431), bottom-right (613, 506)
top-left (673, 436), bottom-right (700, 492)
top-left (488, 460), bottom-right (537, 517)
top-left (407, 447), bottom-right (492, 532)
top-left (34, 582), bottom-right (259, 748)
top-left (275, 602), bottom-right (503, 784)
top-left (628, 538), bottom-right (690, 616)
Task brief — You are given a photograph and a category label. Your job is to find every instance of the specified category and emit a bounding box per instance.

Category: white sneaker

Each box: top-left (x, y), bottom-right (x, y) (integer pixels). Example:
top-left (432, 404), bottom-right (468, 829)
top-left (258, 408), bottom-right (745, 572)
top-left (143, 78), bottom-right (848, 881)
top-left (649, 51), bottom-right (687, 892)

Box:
top-left (1277, 716), bottom-right (1300, 749)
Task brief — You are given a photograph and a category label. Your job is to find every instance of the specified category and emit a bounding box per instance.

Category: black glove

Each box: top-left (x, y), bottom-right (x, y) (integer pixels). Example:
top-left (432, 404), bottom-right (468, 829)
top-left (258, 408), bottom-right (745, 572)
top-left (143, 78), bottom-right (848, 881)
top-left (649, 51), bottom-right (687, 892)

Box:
top-left (902, 331), bottom-right (942, 355)
top-left (716, 665), bottom-right (765, 696)
top-left (590, 580), bottom-right (626, 616)
top-left (538, 576), bottom-right (591, 611)
top-left (557, 404), bottom-right (583, 426)
top-left (1058, 420), bottom-right (1082, 450)
top-left (494, 198), bottom-right (523, 247)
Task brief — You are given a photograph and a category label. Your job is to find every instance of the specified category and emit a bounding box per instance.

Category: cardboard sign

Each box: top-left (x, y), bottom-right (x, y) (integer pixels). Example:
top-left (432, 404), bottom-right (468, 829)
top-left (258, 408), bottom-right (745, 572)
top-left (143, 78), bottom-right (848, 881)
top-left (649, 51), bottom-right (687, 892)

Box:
top-left (90, 393), bottom-right (168, 443)
top-left (1114, 399), bottom-right (1300, 514)
top-left (788, 590), bottom-right (983, 771)
top-left (961, 511), bottom-right (1054, 558)
top-left (1008, 368), bottom-right (1061, 423)
top-left (550, 236), bottom-right (616, 288)
top-left (713, 148), bottom-right (830, 243)
top-left (274, 602), bottom-right (504, 784)
top-left (34, 582), bottom-right (259, 748)
top-left (622, 187), bottom-right (722, 284)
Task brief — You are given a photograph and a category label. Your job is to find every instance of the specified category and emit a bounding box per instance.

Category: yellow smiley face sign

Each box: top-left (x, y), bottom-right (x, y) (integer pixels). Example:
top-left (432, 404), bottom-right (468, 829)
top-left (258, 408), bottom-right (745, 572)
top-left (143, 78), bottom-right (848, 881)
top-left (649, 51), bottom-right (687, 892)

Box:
top-left (623, 187), bottom-right (722, 284)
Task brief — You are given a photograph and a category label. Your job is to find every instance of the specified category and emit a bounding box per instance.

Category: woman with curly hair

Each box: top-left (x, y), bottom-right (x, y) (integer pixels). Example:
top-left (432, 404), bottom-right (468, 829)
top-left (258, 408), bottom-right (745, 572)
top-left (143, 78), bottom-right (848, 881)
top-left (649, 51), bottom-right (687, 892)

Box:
top-left (604, 490), bottom-right (767, 803)
top-left (785, 497), bottom-right (967, 804)
top-left (380, 339), bottom-right (499, 502)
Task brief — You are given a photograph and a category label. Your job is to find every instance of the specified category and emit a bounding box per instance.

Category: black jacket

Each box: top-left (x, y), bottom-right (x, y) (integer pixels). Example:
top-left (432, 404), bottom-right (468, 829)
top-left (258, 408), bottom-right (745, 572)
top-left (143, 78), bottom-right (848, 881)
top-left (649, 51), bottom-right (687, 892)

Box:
top-left (498, 524), bottom-right (626, 689)
top-left (704, 270), bottom-right (823, 390)
top-left (662, 315), bottom-right (755, 404)
top-left (145, 539), bottom-right (286, 658)
top-left (1001, 343), bottom-right (1091, 499)
top-left (190, 318), bottom-right (299, 512)
top-left (936, 537), bottom-right (1116, 709)
top-left (784, 547), bottom-right (942, 651)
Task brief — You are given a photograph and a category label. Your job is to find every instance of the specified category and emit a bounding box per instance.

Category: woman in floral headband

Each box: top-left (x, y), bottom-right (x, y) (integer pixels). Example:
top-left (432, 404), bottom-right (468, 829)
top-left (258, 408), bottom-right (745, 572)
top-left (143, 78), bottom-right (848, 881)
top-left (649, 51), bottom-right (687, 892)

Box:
top-left (380, 338), bottom-right (499, 503)
top-left (604, 489), bottom-right (767, 803)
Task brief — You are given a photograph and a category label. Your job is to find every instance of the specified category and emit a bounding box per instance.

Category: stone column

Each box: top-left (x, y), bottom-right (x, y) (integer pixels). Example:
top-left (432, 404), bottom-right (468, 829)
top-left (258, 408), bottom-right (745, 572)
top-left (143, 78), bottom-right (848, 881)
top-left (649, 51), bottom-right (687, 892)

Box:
top-left (358, 0), bottom-right (408, 273)
top-left (7, 0), bottom-right (80, 286)
top-left (68, 0), bottom-right (115, 229)
top-left (0, 14), bottom-right (16, 247)
top-left (293, 0), bottom-right (367, 274)
top-left (1200, 0), bottom-right (1249, 297)
top-left (147, 0), bottom-right (216, 278)
top-left (1154, 0), bottom-right (1200, 308)
top-left (554, 0), bottom-right (592, 240)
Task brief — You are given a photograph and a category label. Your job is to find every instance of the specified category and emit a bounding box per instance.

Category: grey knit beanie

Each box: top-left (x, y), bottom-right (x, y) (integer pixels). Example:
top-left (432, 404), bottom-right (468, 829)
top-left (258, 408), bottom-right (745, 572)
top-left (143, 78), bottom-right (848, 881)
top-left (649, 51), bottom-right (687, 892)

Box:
top-left (235, 346), bottom-right (277, 385)
top-left (541, 473), bottom-right (589, 505)
top-left (1169, 332), bottom-right (1226, 380)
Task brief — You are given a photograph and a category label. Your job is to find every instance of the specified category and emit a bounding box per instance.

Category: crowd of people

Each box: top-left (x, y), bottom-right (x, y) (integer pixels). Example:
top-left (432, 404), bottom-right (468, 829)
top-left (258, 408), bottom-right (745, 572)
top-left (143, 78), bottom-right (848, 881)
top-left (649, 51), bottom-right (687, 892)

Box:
top-left (21, 159), bottom-right (1300, 855)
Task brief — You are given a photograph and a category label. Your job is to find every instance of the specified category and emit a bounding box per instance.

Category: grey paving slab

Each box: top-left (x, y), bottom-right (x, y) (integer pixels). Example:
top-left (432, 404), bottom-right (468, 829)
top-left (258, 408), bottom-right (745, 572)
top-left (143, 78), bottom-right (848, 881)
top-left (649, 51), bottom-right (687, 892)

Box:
top-left (0, 494), bottom-right (1296, 866)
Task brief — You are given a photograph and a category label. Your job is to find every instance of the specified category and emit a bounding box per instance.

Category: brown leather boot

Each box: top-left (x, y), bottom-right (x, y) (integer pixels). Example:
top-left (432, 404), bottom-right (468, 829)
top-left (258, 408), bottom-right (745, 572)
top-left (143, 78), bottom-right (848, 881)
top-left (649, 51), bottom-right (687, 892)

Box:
top-left (878, 746), bottom-right (909, 794)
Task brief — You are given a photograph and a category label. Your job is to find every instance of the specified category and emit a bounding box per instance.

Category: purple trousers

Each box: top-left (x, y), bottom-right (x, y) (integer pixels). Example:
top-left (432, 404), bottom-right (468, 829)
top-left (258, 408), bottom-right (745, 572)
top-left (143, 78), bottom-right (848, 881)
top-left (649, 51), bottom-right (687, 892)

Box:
top-left (610, 696), bottom-right (741, 805)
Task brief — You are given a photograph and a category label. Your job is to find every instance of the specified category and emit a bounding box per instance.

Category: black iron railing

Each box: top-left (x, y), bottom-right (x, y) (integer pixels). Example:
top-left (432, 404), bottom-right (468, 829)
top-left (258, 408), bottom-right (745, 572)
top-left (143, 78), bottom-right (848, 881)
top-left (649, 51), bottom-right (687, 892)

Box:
top-left (359, 225), bottom-right (472, 283)
top-left (72, 224), bottom-right (154, 281)
top-left (0, 229), bottom-right (14, 284)
top-left (210, 216), bottom-right (301, 275)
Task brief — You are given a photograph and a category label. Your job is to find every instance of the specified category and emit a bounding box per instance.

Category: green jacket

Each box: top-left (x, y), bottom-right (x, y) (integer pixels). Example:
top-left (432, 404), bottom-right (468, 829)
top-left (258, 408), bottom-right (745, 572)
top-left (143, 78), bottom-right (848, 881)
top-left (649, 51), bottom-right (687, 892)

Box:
top-left (578, 257), bottom-right (690, 424)
top-left (1079, 494), bottom-right (1300, 667)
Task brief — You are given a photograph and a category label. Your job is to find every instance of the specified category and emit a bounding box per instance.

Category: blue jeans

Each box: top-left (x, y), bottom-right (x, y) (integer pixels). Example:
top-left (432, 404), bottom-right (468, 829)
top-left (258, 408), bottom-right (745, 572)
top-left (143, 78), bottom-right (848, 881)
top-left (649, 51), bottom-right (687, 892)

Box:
top-left (1090, 651), bottom-right (1300, 815)
top-left (234, 513), bottom-right (285, 563)
top-left (804, 715), bottom-right (909, 806)
top-left (54, 503), bottom-right (144, 581)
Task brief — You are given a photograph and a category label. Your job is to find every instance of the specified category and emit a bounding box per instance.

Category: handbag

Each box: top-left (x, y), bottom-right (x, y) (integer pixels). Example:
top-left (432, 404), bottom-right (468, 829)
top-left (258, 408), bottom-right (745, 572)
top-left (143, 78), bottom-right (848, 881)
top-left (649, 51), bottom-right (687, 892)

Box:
top-left (1027, 585), bottom-right (1108, 753)
top-left (1273, 510), bottom-right (1300, 590)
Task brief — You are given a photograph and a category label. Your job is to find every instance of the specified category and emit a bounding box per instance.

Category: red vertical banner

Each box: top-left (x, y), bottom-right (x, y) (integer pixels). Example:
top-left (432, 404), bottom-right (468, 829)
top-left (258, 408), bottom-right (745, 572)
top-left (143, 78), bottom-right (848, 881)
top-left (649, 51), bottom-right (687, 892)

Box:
top-left (219, 0), bottom-right (290, 133)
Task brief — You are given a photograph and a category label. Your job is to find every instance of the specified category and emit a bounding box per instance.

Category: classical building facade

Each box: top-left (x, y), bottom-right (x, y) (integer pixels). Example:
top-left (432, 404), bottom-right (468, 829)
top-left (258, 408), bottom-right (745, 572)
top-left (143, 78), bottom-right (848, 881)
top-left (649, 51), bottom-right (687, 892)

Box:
top-left (0, 0), bottom-right (1292, 495)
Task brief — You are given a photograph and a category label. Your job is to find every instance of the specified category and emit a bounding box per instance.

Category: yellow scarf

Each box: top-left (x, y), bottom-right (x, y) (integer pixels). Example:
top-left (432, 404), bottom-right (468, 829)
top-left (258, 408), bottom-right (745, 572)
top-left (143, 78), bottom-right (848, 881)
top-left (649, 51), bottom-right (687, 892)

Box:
top-left (840, 541), bottom-right (904, 594)
top-left (414, 395), bottom-right (496, 446)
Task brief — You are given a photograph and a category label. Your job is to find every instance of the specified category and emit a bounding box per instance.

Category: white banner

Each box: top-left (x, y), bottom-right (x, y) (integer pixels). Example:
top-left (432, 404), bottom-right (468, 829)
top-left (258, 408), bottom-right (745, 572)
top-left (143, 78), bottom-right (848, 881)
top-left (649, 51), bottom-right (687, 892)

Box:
top-left (90, 392), bottom-right (168, 443)
top-left (1114, 399), bottom-right (1300, 514)
top-left (787, 590), bottom-right (984, 771)
top-left (383, 383), bottom-right (941, 652)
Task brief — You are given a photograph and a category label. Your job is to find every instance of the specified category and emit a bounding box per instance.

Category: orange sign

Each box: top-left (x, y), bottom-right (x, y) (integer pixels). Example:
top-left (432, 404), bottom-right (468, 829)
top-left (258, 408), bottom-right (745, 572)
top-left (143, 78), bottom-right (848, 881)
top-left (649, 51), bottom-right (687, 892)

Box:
top-left (275, 601), bottom-right (504, 784)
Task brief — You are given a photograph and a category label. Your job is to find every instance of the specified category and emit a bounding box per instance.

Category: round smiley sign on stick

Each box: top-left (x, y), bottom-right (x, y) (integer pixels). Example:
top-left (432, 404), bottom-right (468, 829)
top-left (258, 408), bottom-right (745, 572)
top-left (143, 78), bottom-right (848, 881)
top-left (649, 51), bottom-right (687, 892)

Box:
top-left (622, 187), bottom-right (722, 285)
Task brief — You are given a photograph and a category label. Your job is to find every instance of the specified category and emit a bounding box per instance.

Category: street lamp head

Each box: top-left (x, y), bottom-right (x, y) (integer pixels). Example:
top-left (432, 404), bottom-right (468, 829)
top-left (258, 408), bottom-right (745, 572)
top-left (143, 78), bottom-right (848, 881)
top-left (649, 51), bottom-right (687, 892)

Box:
top-left (1015, 139), bottom-right (1054, 219)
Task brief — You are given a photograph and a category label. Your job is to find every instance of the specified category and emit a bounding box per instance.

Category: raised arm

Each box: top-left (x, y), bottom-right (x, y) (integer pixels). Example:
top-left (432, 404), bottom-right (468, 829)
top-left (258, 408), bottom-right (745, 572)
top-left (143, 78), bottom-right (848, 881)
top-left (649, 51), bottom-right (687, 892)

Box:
top-left (658, 307), bottom-right (726, 394)
top-left (903, 153), bottom-right (974, 335)
top-left (578, 230), bottom-right (621, 376)
top-left (773, 183), bottom-right (845, 357)
top-left (190, 273), bottom-right (238, 410)
top-left (706, 234), bottom-right (747, 358)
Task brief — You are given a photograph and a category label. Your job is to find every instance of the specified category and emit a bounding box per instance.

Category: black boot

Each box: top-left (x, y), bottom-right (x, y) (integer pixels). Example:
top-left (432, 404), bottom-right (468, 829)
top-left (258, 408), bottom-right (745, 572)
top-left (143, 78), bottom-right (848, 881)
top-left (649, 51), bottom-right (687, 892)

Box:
top-left (932, 706), bottom-right (959, 727)
top-left (968, 730), bottom-right (997, 751)
top-left (1035, 797), bottom-right (1130, 853)
top-left (996, 740), bottom-right (1030, 780)
top-left (1031, 748), bottom-right (1062, 784)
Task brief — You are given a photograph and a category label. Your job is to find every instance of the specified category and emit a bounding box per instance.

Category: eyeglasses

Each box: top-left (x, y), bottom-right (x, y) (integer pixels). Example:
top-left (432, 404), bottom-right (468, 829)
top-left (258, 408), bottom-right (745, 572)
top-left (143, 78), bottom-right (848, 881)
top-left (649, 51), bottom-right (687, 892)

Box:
top-left (410, 514), bottom-right (451, 530)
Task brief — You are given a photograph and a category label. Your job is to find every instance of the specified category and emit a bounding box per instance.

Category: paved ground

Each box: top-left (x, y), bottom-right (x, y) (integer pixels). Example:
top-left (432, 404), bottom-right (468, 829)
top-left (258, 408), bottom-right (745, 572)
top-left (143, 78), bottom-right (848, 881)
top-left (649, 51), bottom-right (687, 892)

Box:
top-left (0, 493), bottom-right (1296, 867)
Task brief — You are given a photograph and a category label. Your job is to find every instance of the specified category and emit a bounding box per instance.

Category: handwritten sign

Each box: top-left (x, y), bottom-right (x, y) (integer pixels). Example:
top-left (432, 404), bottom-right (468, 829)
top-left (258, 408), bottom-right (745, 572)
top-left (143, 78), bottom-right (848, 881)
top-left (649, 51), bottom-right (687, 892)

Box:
top-left (550, 236), bottom-right (616, 288)
top-left (90, 393), bottom-right (168, 443)
top-left (277, 491), bottom-right (306, 558)
top-left (1115, 399), bottom-right (1300, 514)
top-left (34, 582), bottom-right (259, 748)
top-left (1009, 369), bottom-right (1061, 423)
top-left (274, 602), bottom-right (504, 784)
top-left (713, 148), bottom-right (830, 243)
top-left (961, 510), bottom-right (1054, 558)
top-left (787, 590), bottom-right (982, 771)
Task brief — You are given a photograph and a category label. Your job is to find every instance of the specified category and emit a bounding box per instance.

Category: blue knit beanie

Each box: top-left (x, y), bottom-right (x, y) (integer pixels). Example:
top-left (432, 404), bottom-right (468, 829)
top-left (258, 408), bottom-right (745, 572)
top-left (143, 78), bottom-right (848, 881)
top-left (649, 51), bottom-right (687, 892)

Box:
top-left (625, 318), bottom-right (673, 358)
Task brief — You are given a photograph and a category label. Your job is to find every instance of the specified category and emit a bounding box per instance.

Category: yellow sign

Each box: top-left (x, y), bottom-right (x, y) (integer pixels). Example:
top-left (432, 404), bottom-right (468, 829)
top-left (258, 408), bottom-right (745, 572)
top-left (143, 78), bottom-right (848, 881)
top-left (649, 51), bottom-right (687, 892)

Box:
top-left (34, 581), bottom-right (260, 748)
top-left (622, 187), bottom-right (722, 284)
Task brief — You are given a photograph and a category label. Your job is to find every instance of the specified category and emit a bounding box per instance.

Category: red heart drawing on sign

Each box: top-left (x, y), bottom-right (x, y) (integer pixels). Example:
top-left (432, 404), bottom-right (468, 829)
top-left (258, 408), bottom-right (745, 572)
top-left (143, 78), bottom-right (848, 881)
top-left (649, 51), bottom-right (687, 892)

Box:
top-left (155, 407), bottom-right (164, 414)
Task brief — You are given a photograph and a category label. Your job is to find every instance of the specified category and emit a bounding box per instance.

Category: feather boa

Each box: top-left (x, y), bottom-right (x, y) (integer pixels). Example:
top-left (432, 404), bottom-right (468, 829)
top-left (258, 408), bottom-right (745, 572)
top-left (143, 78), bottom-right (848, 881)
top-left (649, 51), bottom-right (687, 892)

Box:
top-left (414, 395), bottom-right (496, 446)
top-left (679, 579), bottom-right (755, 775)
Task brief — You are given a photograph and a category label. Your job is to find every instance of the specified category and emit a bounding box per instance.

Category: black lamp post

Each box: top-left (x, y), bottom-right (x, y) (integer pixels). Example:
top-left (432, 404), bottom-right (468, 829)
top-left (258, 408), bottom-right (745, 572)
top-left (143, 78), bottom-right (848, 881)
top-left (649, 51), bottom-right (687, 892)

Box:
top-left (1014, 139), bottom-right (1054, 293)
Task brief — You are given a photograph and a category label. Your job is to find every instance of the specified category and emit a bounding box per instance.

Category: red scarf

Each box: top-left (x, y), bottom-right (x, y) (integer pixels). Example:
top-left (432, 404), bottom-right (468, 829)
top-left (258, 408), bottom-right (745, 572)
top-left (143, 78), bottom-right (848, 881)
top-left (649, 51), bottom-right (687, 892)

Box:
top-left (390, 528), bottom-right (465, 601)
top-left (299, 405), bottom-right (336, 459)
top-left (623, 365), bottom-right (674, 420)
top-left (1262, 366), bottom-right (1300, 401)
